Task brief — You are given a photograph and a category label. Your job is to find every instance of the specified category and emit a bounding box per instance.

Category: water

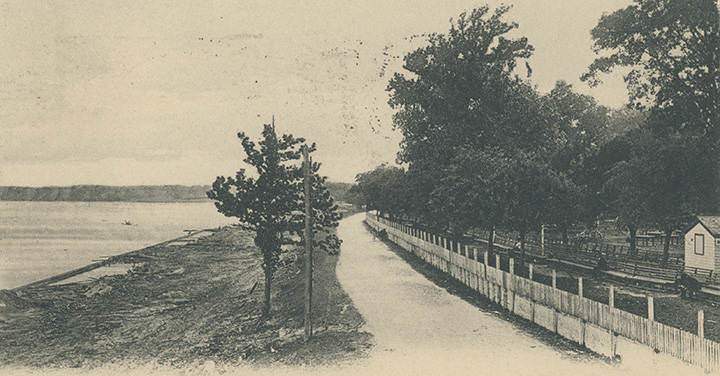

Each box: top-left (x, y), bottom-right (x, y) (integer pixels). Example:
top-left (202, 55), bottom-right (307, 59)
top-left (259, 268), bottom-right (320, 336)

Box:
top-left (0, 201), bottom-right (235, 290)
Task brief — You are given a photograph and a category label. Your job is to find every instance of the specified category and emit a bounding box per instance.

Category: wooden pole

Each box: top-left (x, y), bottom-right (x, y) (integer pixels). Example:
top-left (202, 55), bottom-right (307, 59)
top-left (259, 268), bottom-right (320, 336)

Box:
top-left (540, 224), bottom-right (545, 256)
top-left (302, 146), bottom-right (314, 341)
top-left (699, 310), bottom-right (705, 339)
top-left (552, 270), bottom-right (557, 289)
top-left (609, 285), bottom-right (615, 308)
top-left (647, 295), bottom-right (654, 321)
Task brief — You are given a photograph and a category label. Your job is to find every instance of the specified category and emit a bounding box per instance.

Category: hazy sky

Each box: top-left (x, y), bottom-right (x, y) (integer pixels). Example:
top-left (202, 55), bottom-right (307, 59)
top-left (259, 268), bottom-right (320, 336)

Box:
top-left (0, 0), bottom-right (632, 186)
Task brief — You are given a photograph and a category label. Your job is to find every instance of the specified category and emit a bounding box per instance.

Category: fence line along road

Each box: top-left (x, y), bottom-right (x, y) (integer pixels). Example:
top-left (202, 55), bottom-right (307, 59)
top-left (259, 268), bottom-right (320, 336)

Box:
top-left (395, 217), bottom-right (718, 287)
top-left (366, 213), bottom-right (720, 373)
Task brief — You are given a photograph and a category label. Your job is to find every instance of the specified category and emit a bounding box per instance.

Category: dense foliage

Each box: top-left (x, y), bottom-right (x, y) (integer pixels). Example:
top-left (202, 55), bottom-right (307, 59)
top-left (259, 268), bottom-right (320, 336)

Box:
top-left (353, 2), bottom-right (720, 264)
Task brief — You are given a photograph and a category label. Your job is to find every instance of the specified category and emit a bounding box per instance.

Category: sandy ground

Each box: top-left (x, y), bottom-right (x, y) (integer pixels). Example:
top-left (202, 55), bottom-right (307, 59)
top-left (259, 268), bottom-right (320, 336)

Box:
top-left (335, 214), bottom-right (704, 376)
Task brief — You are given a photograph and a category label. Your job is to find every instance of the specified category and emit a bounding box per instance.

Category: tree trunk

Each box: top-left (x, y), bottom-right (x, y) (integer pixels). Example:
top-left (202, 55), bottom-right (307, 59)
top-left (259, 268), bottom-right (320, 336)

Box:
top-left (662, 227), bottom-right (672, 265)
top-left (262, 266), bottom-right (272, 317)
top-left (628, 224), bottom-right (638, 256)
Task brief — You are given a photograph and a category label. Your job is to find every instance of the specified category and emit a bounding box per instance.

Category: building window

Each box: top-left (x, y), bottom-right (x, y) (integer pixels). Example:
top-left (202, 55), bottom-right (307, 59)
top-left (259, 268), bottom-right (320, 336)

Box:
top-left (694, 233), bottom-right (705, 255)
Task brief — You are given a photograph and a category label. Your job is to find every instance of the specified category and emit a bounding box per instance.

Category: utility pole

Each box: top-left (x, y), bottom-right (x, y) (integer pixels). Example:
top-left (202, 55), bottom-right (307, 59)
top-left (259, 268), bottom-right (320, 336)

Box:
top-left (302, 145), bottom-right (314, 341)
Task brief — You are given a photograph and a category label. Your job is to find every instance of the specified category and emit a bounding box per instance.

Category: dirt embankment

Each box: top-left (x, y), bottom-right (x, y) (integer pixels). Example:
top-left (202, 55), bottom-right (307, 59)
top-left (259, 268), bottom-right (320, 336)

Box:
top-left (0, 226), bottom-right (372, 368)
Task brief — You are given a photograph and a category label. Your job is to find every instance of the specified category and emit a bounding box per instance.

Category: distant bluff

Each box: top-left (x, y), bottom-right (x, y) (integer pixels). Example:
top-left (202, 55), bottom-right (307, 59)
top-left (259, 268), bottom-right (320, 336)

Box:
top-left (0, 185), bottom-right (210, 202)
top-left (0, 182), bottom-right (353, 203)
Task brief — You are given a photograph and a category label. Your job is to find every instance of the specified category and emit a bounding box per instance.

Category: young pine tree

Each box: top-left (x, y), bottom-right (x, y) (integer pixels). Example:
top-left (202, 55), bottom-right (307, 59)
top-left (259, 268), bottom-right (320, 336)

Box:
top-left (207, 120), bottom-right (341, 317)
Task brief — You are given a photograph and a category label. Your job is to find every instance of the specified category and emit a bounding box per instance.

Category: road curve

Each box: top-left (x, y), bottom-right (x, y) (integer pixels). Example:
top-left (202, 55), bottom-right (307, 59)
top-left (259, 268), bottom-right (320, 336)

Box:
top-left (335, 213), bottom-right (700, 376)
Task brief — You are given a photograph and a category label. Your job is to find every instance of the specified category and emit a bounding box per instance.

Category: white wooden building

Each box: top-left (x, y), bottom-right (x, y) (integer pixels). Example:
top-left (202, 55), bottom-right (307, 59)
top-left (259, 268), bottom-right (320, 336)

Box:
top-left (684, 216), bottom-right (720, 272)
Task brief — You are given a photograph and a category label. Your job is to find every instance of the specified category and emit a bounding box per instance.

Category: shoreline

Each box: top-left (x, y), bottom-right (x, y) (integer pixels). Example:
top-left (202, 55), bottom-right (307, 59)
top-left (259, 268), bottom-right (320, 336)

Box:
top-left (10, 227), bottom-right (221, 292)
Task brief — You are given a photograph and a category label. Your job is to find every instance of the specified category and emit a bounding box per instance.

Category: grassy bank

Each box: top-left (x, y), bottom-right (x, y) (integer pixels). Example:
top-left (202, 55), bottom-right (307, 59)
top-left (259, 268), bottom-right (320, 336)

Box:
top-left (0, 226), bottom-right (372, 368)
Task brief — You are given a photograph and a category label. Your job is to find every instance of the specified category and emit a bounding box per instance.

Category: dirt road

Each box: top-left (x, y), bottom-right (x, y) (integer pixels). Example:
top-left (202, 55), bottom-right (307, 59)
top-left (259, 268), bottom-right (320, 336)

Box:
top-left (336, 214), bottom-right (701, 376)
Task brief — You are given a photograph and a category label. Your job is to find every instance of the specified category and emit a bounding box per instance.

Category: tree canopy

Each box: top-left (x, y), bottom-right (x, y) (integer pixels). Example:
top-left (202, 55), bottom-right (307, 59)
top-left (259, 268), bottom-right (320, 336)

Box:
top-left (356, 2), bottom-right (720, 266)
top-left (583, 0), bottom-right (720, 139)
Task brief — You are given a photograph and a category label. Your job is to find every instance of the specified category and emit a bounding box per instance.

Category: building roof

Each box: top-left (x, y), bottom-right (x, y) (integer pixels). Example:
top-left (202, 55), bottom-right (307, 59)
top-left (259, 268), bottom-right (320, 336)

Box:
top-left (690, 216), bottom-right (720, 237)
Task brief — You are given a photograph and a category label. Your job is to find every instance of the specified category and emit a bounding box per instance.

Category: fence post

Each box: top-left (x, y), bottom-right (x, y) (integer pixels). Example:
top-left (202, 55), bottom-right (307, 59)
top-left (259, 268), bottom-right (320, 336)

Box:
top-left (609, 285), bottom-right (615, 308)
top-left (647, 295), bottom-right (654, 321)
top-left (509, 257), bottom-right (515, 311)
top-left (578, 277), bottom-right (583, 299)
top-left (699, 310), bottom-right (705, 339)
top-left (540, 224), bottom-right (545, 256)
top-left (496, 254), bottom-right (503, 305)
top-left (448, 239), bottom-right (453, 276)
top-left (552, 270), bottom-right (557, 289)
top-left (483, 249), bottom-right (489, 294)
top-left (529, 263), bottom-right (533, 280)
top-left (472, 246), bottom-right (479, 290)
top-left (483, 250), bottom-right (489, 296)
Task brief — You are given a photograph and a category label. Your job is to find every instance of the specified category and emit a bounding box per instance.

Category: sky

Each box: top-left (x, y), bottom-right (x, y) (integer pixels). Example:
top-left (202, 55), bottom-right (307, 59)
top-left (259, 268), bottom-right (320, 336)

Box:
top-left (0, 0), bottom-right (632, 186)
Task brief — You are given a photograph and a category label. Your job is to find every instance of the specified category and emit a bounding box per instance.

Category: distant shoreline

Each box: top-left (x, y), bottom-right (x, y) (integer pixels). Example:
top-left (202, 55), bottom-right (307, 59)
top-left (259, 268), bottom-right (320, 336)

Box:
top-left (0, 185), bottom-right (210, 203)
top-left (0, 198), bottom-right (211, 203)
top-left (0, 182), bottom-right (353, 203)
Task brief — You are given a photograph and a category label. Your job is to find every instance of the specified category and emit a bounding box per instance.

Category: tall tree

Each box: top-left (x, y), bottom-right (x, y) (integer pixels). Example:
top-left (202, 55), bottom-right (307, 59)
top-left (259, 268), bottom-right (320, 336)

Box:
top-left (585, 0), bottom-right (720, 254)
top-left (598, 129), bottom-right (653, 255)
top-left (583, 0), bottom-right (720, 139)
top-left (495, 151), bottom-right (581, 266)
top-left (545, 81), bottom-right (612, 231)
top-left (546, 81), bottom-right (610, 177)
top-left (387, 5), bottom-right (556, 239)
top-left (207, 121), bottom-right (341, 317)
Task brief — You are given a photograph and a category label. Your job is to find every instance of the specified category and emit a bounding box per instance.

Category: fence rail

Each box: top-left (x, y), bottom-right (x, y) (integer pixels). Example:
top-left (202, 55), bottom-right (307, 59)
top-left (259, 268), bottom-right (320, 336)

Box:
top-left (367, 213), bottom-right (720, 373)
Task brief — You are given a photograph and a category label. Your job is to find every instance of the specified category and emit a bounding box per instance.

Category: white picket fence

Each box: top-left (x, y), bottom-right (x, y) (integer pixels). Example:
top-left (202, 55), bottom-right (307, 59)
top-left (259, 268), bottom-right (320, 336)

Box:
top-left (366, 213), bottom-right (720, 373)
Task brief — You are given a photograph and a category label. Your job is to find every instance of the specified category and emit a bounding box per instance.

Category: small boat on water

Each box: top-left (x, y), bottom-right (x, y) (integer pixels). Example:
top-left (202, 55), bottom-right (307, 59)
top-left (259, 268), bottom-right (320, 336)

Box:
top-left (122, 220), bottom-right (133, 226)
